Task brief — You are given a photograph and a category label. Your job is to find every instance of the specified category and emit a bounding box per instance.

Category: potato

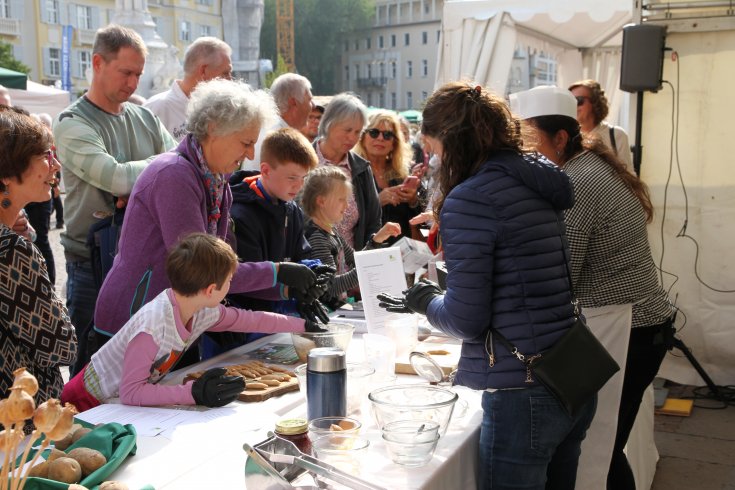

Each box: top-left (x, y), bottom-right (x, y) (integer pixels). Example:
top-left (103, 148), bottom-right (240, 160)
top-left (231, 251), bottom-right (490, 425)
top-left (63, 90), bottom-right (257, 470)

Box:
top-left (47, 457), bottom-right (82, 484)
top-left (27, 460), bottom-right (49, 478)
top-left (53, 433), bottom-right (74, 450)
top-left (67, 447), bottom-right (107, 476)
top-left (46, 447), bottom-right (67, 462)
top-left (71, 427), bottom-right (92, 443)
top-left (68, 485), bottom-right (89, 490)
top-left (99, 482), bottom-right (129, 490)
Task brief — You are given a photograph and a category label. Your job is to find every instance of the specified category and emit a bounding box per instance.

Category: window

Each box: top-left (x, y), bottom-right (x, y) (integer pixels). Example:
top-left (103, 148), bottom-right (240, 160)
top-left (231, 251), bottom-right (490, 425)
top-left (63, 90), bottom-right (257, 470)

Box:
top-left (196, 0), bottom-right (214, 4)
top-left (422, 59), bottom-right (428, 77)
top-left (424, 2), bottom-right (430, 14)
top-left (199, 25), bottom-right (212, 37)
top-left (407, 91), bottom-right (413, 109)
top-left (355, 64), bottom-right (359, 80)
top-left (404, 33), bottom-right (410, 46)
top-left (378, 35), bottom-right (384, 49)
top-left (77, 5), bottom-right (92, 30)
top-left (367, 93), bottom-right (373, 107)
top-left (367, 64), bottom-right (372, 79)
top-left (406, 61), bottom-right (412, 78)
top-left (391, 61), bottom-right (396, 79)
top-left (379, 62), bottom-right (385, 79)
top-left (78, 51), bottom-right (92, 78)
top-left (391, 92), bottom-right (397, 110)
top-left (437, 30), bottom-right (441, 42)
top-left (366, 37), bottom-right (371, 50)
top-left (422, 31), bottom-right (428, 44)
top-left (534, 53), bottom-right (558, 86)
top-left (354, 40), bottom-right (359, 51)
top-left (422, 91), bottom-right (428, 101)
top-left (180, 21), bottom-right (191, 41)
top-left (345, 41), bottom-right (349, 52)
top-left (379, 92), bottom-right (385, 108)
top-left (0, 0), bottom-right (9, 18)
top-left (390, 34), bottom-right (396, 47)
top-left (48, 48), bottom-right (60, 77)
top-left (45, 0), bottom-right (59, 24)
top-left (345, 65), bottom-right (349, 81)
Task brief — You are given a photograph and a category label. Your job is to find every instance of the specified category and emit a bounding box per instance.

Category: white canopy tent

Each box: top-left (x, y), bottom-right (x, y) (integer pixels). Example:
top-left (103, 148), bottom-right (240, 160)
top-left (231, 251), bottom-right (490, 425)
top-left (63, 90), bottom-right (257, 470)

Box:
top-left (437, 0), bottom-right (632, 126)
top-left (7, 81), bottom-right (71, 119)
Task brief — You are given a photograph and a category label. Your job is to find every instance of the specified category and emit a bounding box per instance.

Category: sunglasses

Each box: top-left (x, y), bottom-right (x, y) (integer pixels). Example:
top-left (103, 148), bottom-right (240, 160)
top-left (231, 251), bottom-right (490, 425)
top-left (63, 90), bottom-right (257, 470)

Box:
top-left (575, 96), bottom-right (590, 107)
top-left (365, 128), bottom-right (395, 141)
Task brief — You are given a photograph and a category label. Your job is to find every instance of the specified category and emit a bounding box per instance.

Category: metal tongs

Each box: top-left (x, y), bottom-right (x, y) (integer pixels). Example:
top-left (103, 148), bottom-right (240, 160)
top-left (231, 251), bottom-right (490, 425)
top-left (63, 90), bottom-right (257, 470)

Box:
top-left (244, 432), bottom-right (386, 490)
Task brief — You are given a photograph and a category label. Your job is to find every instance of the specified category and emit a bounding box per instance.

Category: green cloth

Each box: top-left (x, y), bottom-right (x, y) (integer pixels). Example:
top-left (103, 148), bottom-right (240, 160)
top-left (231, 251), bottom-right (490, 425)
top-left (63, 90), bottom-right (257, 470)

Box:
top-left (0, 67), bottom-right (27, 89)
top-left (22, 422), bottom-right (141, 490)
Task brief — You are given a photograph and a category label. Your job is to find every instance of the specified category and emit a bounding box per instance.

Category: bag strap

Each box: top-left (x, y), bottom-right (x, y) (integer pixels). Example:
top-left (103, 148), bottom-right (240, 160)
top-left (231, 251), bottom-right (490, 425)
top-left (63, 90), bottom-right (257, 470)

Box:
top-left (487, 213), bottom-right (577, 364)
top-left (609, 126), bottom-right (618, 155)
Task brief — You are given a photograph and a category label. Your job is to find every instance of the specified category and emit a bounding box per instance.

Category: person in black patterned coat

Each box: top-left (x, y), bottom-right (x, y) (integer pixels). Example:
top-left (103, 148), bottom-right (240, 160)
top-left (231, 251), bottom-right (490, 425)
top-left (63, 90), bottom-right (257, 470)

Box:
top-left (0, 107), bottom-right (77, 412)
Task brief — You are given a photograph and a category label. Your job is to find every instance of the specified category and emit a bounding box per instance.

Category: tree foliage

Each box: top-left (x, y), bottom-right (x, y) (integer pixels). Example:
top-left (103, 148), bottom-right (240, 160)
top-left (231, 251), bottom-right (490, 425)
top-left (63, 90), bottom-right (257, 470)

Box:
top-left (261, 0), bottom-right (373, 94)
top-left (0, 40), bottom-right (31, 75)
top-left (265, 54), bottom-right (290, 88)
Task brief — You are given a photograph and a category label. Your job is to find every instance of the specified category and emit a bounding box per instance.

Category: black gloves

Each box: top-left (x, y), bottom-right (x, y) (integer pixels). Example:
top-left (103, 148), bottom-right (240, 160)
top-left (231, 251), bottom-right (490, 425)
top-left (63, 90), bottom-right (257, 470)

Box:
top-left (304, 317), bottom-right (328, 333)
top-left (377, 279), bottom-right (443, 316)
top-left (191, 367), bottom-right (245, 408)
top-left (288, 265), bottom-right (336, 305)
top-left (298, 300), bottom-right (331, 325)
top-left (277, 263), bottom-right (316, 291)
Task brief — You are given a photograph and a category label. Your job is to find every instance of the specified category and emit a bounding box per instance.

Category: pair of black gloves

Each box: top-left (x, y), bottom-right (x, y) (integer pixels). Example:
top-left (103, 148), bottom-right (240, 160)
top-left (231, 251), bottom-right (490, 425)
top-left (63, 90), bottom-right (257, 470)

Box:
top-left (377, 279), bottom-right (443, 315)
top-left (276, 262), bottom-right (334, 332)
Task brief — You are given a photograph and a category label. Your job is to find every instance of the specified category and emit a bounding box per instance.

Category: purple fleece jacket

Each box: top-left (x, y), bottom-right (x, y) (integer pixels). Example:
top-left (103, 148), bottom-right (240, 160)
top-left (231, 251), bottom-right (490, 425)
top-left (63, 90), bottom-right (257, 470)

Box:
top-left (94, 136), bottom-right (280, 335)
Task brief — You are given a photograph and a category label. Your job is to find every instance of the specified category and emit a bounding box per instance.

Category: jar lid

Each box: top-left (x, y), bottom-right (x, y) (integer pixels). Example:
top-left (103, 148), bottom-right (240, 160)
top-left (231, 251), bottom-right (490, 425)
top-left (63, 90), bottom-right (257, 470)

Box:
top-left (275, 418), bottom-right (308, 435)
top-left (307, 347), bottom-right (346, 372)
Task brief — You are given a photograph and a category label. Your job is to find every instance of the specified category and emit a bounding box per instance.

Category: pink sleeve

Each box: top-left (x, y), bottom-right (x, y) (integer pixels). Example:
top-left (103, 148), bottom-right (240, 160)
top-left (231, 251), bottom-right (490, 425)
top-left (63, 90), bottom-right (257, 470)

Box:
top-left (119, 332), bottom-right (196, 406)
top-left (207, 305), bottom-right (306, 334)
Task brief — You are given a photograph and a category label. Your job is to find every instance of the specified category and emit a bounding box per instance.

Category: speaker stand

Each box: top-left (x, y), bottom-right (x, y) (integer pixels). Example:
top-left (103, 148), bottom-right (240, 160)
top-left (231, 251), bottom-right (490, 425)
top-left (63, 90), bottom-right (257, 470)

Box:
top-left (670, 335), bottom-right (724, 401)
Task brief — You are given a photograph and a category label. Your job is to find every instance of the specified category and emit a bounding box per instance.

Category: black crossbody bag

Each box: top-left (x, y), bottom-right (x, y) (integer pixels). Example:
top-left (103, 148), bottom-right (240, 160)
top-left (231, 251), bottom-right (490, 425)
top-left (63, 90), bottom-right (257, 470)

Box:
top-left (489, 217), bottom-right (620, 417)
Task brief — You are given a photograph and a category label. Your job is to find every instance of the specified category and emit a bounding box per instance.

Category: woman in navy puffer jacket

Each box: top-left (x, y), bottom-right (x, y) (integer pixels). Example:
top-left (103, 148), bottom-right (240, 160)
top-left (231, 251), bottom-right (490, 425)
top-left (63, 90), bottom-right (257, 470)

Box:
top-left (379, 82), bottom-right (597, 489)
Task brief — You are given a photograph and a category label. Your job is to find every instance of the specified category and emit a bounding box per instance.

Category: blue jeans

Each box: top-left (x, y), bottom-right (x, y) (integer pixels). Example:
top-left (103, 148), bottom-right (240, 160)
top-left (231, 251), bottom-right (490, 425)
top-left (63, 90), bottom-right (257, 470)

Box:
top-left (479, 386), bottom-right (597, 490)
top-left (66, 260), bottom-right (100, 376)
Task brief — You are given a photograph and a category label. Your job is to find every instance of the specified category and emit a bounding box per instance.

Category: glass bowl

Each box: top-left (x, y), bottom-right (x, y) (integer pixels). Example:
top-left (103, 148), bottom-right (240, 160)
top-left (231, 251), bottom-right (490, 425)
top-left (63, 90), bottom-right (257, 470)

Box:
top-left (308, 416), bottom-right (362, 438)
top-left (382, 433), bottom-right (440, 467)
top-left (381, 419), bottom-right (440, 444)
top-left (312, 434), bottom-right (370, 474)
top-left (368, 384), bottom-right (458, 436)
top-left (291, 323), bottom-right (355, 363)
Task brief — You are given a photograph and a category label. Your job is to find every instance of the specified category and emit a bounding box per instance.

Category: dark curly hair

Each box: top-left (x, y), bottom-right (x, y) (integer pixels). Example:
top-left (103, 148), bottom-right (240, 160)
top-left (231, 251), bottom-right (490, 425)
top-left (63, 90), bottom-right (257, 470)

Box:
top-left (568, 79), bottom-right (609, 126)
top-left (421, 81), bottom-right (524, 217)
top-left (0, 105), bottom-right (53, 191)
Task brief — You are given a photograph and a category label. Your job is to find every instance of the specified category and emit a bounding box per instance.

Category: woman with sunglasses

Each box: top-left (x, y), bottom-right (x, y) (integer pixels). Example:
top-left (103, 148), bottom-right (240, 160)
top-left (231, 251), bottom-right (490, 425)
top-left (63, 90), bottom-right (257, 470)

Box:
top-left (313, 93), bottom-right (381, 250)
top-left (354, 111), bottom-right (422, 244)
top-left (569, 79), bottom-right (634, 174)
top-left (0, 107), bottom-right (77, 415)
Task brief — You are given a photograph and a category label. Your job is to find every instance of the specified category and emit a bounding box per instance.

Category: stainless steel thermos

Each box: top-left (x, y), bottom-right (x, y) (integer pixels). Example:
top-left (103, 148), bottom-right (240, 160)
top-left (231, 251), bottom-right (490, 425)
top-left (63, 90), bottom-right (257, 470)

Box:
top-left (306, 347), bottom-right (346, 420)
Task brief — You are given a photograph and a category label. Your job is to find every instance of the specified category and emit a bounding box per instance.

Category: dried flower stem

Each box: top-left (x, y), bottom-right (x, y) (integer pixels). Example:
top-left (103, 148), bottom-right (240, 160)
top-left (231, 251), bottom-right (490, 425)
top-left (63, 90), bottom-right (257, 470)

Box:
top-left (13, 438), bottom-right (48, 490)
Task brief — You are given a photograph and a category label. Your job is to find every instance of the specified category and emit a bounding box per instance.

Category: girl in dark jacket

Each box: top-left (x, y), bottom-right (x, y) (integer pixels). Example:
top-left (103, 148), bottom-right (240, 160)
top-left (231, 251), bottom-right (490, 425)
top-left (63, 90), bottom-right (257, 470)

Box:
top-left (379, 81), bottom-right (596, 490)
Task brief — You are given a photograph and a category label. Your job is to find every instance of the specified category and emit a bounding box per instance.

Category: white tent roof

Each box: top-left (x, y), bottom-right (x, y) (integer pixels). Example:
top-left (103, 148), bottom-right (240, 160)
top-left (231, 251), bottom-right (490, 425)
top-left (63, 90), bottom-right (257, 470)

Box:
top-left (7, 81), bottom-right (71, 118)
top-left (438, 0), bottom-right (632, 106)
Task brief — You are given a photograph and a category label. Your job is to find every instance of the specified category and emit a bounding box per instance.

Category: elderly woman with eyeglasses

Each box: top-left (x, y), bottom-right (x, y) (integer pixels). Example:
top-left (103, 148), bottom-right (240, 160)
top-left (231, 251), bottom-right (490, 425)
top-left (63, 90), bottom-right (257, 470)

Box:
top-left (569, 79), bottom-right (634, 173)
top-left (94, 80), bottom-right (320, 349)
top-left (354, 110), bottom-right (422, 244)
top-left (313, 93), bottom-right (381, 250)
top-left (0, 106), bottom-right (77, 411)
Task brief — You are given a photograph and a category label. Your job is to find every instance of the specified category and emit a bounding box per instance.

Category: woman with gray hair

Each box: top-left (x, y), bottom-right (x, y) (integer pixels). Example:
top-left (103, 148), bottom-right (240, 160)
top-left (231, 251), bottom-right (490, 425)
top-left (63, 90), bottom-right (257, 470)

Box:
top-left (315, 92), bottom-right (381, 249)
top-left (94, 79), bottom-right (320, 342)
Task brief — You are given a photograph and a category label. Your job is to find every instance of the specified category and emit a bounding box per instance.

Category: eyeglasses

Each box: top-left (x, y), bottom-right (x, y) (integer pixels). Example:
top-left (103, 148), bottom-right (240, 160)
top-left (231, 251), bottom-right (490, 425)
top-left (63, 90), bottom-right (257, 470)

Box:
top-left (575, 96), bottom-right (590, 107)
top-left (365, 128), bottom-right (395, 141)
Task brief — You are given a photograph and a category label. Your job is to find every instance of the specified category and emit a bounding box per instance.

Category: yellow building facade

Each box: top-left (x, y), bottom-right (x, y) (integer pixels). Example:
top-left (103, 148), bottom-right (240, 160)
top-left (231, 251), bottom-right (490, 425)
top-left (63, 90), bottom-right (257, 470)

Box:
top-left (0, 0), bottom-right (223, 93)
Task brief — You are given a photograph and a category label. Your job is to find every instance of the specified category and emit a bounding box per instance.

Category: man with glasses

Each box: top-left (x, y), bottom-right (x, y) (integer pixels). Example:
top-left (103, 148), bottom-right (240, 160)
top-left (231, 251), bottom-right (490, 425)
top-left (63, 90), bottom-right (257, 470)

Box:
top-left (569, 80), bottom-right (634, 173)
top-left (145, 37), bottom-right (233, 141)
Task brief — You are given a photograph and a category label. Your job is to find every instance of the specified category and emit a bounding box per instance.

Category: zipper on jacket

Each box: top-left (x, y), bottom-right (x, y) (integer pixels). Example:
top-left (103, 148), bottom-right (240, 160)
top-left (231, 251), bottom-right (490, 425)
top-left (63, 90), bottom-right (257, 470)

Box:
top-left (484, 330), bottom-right (496, 367)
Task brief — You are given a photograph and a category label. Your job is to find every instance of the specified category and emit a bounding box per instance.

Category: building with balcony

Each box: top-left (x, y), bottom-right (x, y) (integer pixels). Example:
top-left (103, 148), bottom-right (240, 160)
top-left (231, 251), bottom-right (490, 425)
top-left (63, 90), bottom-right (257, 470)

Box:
top-left (339, 0), bottom-right (443, 111)
top-left (0, 1), bottom-right (248, 95)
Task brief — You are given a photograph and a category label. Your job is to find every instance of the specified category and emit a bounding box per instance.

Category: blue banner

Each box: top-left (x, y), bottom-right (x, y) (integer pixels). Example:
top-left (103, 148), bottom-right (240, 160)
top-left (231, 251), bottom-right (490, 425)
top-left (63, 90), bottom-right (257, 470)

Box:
top-left (61, 25), bottom-right (72, 91)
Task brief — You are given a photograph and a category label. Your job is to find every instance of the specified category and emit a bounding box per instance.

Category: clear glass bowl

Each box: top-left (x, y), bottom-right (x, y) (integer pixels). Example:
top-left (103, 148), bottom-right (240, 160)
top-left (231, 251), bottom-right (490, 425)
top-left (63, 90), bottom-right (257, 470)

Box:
top-left (381, 419), bottom-right (440, 444)
top-left (290, 323), bottom-right (355, 363)
top-left (308, 416), bottom-right (362, 438)
top-left (312, 434), bottom-right (370, 475)
top-left (368, 384), bottom-right (458, 436)
top-left (382, 433), bottom-right (440, 467)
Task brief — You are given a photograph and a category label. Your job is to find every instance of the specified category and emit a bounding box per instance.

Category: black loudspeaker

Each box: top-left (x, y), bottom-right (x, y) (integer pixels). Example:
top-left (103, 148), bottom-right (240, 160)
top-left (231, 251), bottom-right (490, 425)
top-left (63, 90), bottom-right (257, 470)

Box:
top-left (620, 24), bottom-right (667, 93)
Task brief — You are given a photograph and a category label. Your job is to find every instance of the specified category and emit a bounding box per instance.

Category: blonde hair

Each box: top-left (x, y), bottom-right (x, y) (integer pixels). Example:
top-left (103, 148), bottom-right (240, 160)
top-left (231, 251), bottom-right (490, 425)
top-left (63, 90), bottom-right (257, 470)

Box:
top-left (354, 110), bottom-right (412, 181)
top-left (301, 166), bottom-right (352, 217)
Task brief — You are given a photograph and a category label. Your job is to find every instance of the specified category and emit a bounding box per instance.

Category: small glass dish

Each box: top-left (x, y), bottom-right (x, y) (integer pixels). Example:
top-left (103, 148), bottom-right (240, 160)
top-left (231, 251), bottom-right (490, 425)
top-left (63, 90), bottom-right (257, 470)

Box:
top-left (382, 433), bottom-right (440, 467)
top-left (308, 416), bottom-right (362, 437)
top-left (381, 420), bottom-right (440, 444)
top-left (312, 434), bottom-right (370, 474)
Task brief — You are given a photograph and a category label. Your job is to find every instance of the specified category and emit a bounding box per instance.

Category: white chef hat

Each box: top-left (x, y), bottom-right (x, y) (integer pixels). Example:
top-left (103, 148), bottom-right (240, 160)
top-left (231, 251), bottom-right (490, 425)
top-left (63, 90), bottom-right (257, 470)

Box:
top-left (509, 86), bottom-right (577, 120)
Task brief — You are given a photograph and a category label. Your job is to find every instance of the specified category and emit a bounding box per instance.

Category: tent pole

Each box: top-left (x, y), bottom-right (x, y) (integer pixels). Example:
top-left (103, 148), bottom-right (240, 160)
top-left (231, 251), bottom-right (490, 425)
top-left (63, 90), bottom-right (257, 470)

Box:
top-left (633, 91), bottom-right (644, 176)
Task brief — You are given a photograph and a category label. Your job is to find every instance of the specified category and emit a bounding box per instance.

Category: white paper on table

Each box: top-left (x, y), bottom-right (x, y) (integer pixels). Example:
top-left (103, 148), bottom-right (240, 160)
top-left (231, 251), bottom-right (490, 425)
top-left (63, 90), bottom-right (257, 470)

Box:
top-left (354, 246), bottom-right (407, 335)
top-left (75, 403), bottom-right (235, 437)
top-left (394, 236), bottom-right (434, 274)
